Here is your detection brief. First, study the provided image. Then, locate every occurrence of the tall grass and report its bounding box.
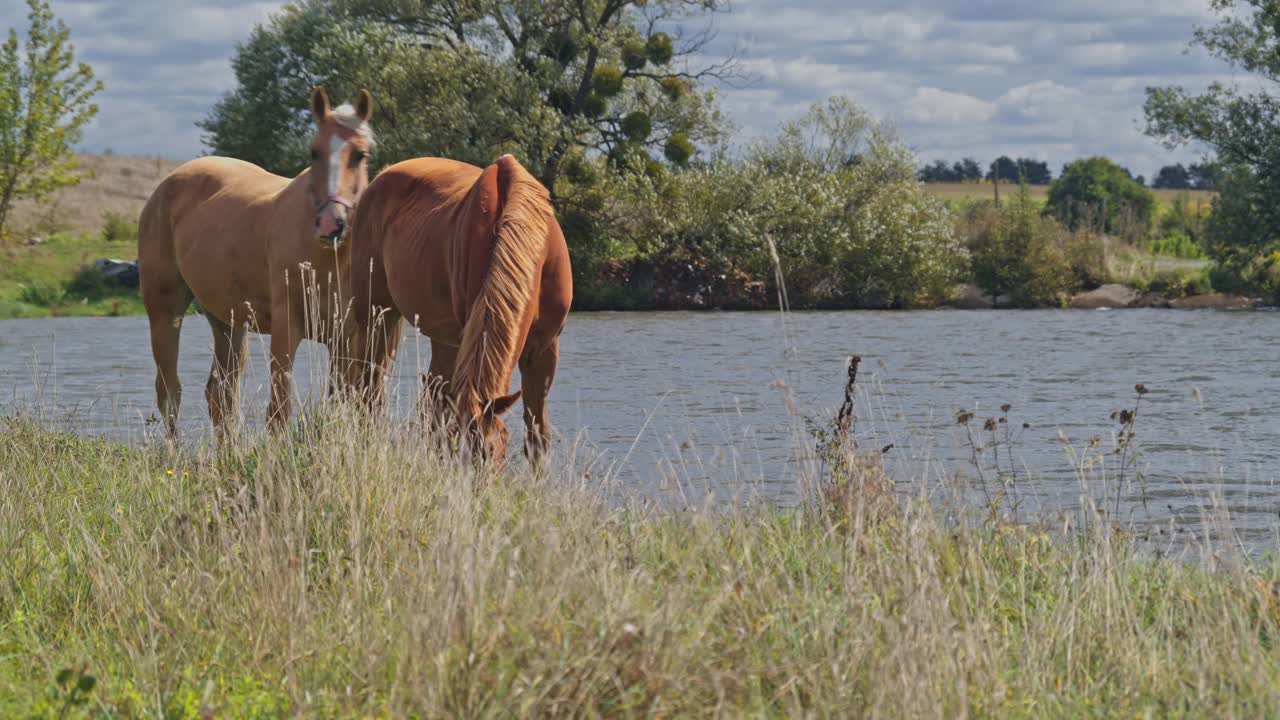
[3,397,1280,717]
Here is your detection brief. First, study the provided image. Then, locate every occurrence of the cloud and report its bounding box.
[0,0,1237,176]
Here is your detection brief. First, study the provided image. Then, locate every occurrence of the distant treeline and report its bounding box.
[919,156,1219,191]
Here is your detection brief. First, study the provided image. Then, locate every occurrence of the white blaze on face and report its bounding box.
[327,133,347,201]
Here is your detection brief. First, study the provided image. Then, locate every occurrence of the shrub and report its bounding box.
[966,187,1072,307]
[17,282,65,307]
[567,98,968,309]
[1046,157,1155,240]
[1147,231,1205,260]
[101,210,138,243]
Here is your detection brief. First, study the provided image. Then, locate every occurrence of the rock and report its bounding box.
[1070,284,1139,309]
[91,258,140,288]
[1132,293,1171,309]
[1169,293,1259,310]
[950,283,993,309]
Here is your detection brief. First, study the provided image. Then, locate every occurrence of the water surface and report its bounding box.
[2,309,1278,545]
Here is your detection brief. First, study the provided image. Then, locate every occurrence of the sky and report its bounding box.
[0,0,1245,177]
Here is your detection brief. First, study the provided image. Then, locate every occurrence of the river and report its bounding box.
[2,309,1278,546]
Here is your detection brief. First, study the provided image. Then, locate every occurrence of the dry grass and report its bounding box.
[925,181,1217,208]
[2,401,1280,717]
[8,154,183,239]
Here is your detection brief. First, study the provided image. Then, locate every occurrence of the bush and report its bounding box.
[566,98,967,309]
[1147,231,1204,260]
[1046,157,1155,240]
[966,187,1073,307]
[17,282,65,307]
[101,211,138,243]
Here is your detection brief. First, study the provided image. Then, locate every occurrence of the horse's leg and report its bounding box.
[350,308,399,415]
[519,336,560,461]
[205,314,248,439]
[267,312,303,433]
[143,279,193,438]
[422,339,458,429]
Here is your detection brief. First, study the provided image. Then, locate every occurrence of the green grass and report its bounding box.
[3,409,1280,717]
[0,233,143,318]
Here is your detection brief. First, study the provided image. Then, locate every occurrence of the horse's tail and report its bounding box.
[453,155,553,416]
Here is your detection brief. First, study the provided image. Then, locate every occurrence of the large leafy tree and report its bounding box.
[1045,157,1155,239]
[202,0,732,191]
[0,0,102,238]
[1144,0,1280,261]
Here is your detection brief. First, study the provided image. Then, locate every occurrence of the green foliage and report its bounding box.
[570,97,967,309]
[204,0,727,188]
[621,40,648,71]
[17,281,64,307]
[646,32,674,65]
[1147,231,1205,260]
[1144,2,1280,285]
[592,65,625,97]
[966,187,1074,307]
[660,76,688,101]
[0,0,103,237]
[1045,157,1156,240]
[100,210,137,244]
[663,134,694,166]
[620,111,652,142]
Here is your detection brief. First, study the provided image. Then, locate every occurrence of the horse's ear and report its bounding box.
[484,391,522,418]
[311,86,331,124]
[355,89,373,123]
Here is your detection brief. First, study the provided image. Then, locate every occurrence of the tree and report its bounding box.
[202,0,733,191]
[1189,160,1219,190]
[1016,158,1052,185]
[1045,156,1156,239]
[986,156,1019,183]
[1144,1,1280,264]
[957,157,983,181]
[919,159,957,182]
[0,0,102,238]
[1153,163,1192,189]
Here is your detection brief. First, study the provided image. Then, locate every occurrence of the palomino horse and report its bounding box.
[348,154,572,461]
[139,87,374,436]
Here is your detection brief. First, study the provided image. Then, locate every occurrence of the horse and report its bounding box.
[138,87,374,437]
[347,154,572,462]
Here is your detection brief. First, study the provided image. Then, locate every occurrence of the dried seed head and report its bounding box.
[1135,383,1149,396]
[956,411,975,425]
[1000,404,1012,413]
[983,418,998,432]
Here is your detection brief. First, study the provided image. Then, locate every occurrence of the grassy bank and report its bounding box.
[2,410,1280,717]
[0,231,144,318]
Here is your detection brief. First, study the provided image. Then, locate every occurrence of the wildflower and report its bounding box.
[166,469,173,476]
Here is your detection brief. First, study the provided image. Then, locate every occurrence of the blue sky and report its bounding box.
[0,0,1240,176]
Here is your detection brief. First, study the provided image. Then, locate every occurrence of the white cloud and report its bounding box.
[0,0,1239,175]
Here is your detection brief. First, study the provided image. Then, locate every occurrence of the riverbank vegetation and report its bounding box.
[3,403,1280,716]
[1,0,1268,318]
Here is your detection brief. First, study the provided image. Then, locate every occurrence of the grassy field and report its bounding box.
[0,154,181,318]
[7,154,181,239]
[925,181,1217,208]
[2,405,1280,717]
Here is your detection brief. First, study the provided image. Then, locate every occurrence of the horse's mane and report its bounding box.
[331,103,375,143]
[452,156,552,416]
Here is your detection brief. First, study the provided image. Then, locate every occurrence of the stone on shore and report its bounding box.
[1070,284,1139,309]
[1169,293,1259,310]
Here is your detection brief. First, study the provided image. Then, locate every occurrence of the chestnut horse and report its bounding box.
[139,87,374,436]
[348,154,572,461]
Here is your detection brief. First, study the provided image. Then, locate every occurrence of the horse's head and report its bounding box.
[463,392,523,465]
[308,86,373,246]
